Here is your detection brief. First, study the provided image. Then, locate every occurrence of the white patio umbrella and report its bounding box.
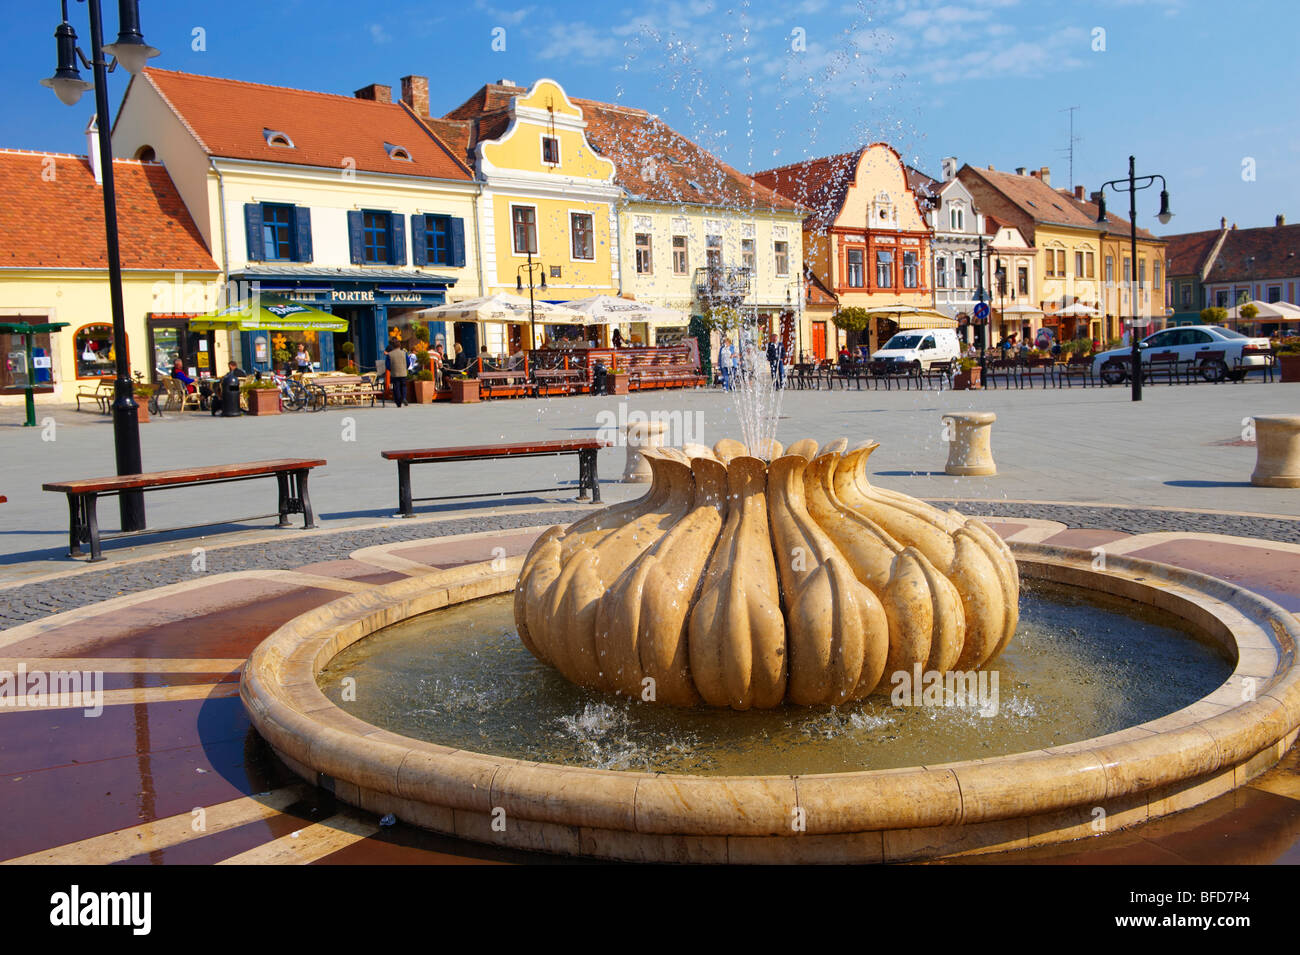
[417,293,587,350]
[1224,299,1300,321]
[861,303,958,329]
[560,295,684,325]
[1055,303,1101,316]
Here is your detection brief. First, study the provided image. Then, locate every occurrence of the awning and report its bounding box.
[861,304,958,329]
[189,297,348,333]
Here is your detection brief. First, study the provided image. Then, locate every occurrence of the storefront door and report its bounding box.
[148,317,215,383]
[812,322,826,361]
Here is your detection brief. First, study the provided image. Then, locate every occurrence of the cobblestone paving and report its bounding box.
[0,502,1296,628]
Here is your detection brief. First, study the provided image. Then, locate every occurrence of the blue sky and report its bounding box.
[5,0,1297,233]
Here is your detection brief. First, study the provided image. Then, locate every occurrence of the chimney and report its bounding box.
[1074,185,1086,200]
[1029,170,1040,179]
[400,75,429,117]
[1278,214,1287,227]
[84,115,101,185]
[1090,190,1102,204]
[941,156,958,181]
[1015,166,1027,176]
[1039,166,1051,186]
[354,83,392,103]
[496,78,516,87]
[1220,216,1227,229]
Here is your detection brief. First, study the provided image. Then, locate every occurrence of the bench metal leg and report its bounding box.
[67,494,84,558]
[578,449,601,503]
[276,469,317,529]
[397,460,414,517]
[276,472,292,527]
[68,492,104,561]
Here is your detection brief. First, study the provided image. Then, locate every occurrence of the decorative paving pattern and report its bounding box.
[0,509,1298,865]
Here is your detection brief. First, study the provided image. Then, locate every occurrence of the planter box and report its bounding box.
[450,378,480,403]
[135,401,150,423]
[953,368,982,391]
[245,388,281,415]
[411,379,438,403]
[1279,355,1300,383]
[608,372,630,395]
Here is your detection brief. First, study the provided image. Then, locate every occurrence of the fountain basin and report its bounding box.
[240,533,1300,863]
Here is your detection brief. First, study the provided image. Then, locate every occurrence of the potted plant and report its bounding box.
[953,356,982,390]
[132,383,153,422]
[241,377,281,415]
[1276,336,1300,383]
[450,375,480,403]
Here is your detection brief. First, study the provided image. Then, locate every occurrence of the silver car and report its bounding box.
[1093,325,1272,384]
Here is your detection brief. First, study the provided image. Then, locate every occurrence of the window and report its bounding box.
[542,136,560,165]
[512,206,537,255]
[263,128,294,149]
[955,258,967,289]
[903,250,919,289]
[936,255,947,288]
[1018,267,1029,295]
[1123,257,1132,283]
[672,235,688,275]
[706,235,722,269]
[1044,251,1055,277]
[1181,283,1193,308]
[1105,256,1114,284]
[75,324,117,379]
[425,215,452,266]
[261,203,295,261]
[570,213,594,260]
[875,249,893,288]
[1086,252,1095,278]
[1153,261,1161,291]
[774,240,789,276]
[846,249,865,287]
[1268,286,1282,303]
[1138,259,1146,286]
[384,143,412,162]
[950,207,964,231]
[1216,289,1228,308]
[635,233,652,274]
[363,212,391,264]
[1075,251,1084,277]
[741,238,756,273]
[1056,250,1066,276]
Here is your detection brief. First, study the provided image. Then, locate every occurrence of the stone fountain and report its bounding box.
[514,438,1019,708]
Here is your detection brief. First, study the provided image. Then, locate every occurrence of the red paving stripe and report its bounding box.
[1041,528,1132,549]
[0,731,293,861]
[4,586,345,660]
[289,559,410,585]
[390,531,542,568]
[980,522,1028,539]
[1124,540,1300,612]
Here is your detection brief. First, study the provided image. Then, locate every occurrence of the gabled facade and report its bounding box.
[1163,220,1229,323]
[754,144,935,354]
[1199,217,1300,325]
[0,147,218,404]
[112,68,479,373]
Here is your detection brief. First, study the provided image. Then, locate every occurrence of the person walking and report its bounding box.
[717,336,734,391]
[387,340,409,407]
[294,344,312,374]
[766,334,786,389]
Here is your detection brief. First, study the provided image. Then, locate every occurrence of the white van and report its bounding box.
[871,328,962,371]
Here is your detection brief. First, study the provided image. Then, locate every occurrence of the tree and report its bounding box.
[1240,303,1259,324]
[832,307,870,333]
[1200,306,1228,325]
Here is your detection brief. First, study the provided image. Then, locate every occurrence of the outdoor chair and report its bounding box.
[985,358,1020,389]
[1144,351,1182,385]
[1058,356,1094,387]
[1021,357,1056,388]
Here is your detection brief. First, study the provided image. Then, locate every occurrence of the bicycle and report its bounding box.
[270,371,311,412]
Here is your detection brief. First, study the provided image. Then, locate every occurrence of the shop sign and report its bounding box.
[332,289,375,303]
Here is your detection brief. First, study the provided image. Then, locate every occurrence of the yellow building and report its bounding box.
[428,79,804,351]
[754,145,936,356]
[111,69,480,373]
[0,147,219,406]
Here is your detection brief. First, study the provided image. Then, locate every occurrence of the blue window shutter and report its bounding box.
[294,206,313,262]
[450,217,466,268]
[410,215,427,267]
[347,211,364,264]
[391,213,407,266]
[244,203,264,262]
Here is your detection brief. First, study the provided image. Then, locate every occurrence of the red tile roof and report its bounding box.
[1054,188,1159,242]
[138,69,472,181]
[1161,227,1224,276]
[438,82,800,214]
[960,165,1102,233]
[751,152,860,230]
[0,150,217,271]
[1204,223,1300,282]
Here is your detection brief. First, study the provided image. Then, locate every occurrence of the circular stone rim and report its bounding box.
[239,532,1300,863]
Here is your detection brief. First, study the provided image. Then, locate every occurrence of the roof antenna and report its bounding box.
[1057,106,1081,192]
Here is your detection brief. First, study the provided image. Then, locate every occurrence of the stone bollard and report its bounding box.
[1250,415,1300,488]
[943,411,997,476]
[623,419,668,483]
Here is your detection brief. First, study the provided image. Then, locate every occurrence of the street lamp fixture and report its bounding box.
[516,252,547,354]
[1096,155,1172,402]
[40,0,158,532]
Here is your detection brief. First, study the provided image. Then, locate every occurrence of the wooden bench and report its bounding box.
[1058,356,1095,387]
[75,378,114,413]
[43,458,325,561]
[308,374,382,407]
[381,439,609,517]
[478,369,531,398]
[534,368,586,396]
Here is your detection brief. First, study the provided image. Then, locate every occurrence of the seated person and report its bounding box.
[171,358,196,391]
[478,347,497,373]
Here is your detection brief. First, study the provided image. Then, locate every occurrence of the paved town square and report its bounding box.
[1,0,1298,927]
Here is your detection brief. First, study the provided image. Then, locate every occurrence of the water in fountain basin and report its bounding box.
[318,581,1232,776]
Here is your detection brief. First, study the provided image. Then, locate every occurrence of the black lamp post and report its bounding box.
[41,0,158,531]
[1096,156,1173,402]
[516,250,547,354]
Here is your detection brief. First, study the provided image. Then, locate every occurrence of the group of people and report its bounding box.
[386,339,525,406]
[717,334,788,391]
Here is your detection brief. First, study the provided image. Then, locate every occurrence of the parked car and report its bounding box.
[1092,325,1272,383]
[871,328,962,372]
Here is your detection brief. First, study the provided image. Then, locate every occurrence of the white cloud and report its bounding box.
[537,23,621,62]
[368,23,391,44]
[474,0,533,27]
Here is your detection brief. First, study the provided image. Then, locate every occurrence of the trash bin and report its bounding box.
[592,361,608,395]
[220,376,241,417]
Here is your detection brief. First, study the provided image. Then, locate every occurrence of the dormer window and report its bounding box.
[384,142,413,162]
[263,129,294,149]
[541,136,560,165]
